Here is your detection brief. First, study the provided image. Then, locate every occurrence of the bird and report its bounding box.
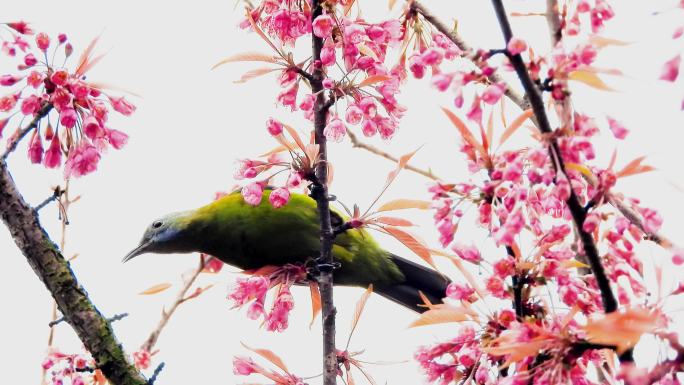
[123,189,449,312]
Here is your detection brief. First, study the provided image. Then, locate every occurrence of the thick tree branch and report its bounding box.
[0,114,146,384]
[309,1,338,385]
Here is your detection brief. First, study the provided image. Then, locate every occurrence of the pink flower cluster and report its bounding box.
[42,349,96,385]
[227,264,307,332]
[414,325,482,385]
[1,22,135,178]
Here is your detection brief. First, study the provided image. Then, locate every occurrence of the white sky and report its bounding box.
[1,1,684,384]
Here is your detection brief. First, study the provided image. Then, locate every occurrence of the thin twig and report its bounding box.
[347,130,439,180]
[2,103,53,160]
[147,362,165,385]
[140,258,206,353]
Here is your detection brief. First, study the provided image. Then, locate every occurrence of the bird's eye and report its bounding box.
[152,221,163,229]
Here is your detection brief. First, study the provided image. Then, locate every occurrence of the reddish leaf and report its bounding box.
[584,308,658,353]
[282,123,306,152]
[75,35,102,76]
[344,0,357,16]
[377,199,431,212]
[617,156,655,178]
[138,283,172,295]
[212,52,278,69]
[234,68,279,84]
[568,70,616,91]
[409,305,474,327]
[350,285,373,337]
[383,226,435,268]
[385,148,419,186]
[499,109,533,146]
[358,75,393,88]
[372,216,414,226]
[241,343,289,373]
[309,281,321,328]
[441,107,487,159]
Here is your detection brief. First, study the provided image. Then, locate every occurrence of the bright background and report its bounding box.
[2,1,684,384]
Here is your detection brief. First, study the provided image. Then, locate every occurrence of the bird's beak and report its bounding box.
[122,240,151,263]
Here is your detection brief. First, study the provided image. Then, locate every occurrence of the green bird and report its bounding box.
[123,189,449,312]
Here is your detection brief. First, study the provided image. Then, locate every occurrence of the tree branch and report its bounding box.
[309,1,338,385]
[0,114,146,384]
[489,0,622,326]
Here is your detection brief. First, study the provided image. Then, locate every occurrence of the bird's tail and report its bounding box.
[375,254,451,313]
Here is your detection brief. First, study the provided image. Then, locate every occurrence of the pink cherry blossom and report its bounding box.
[277,83,299,111]
[242,182,265,206]
[451,243,482,264]
[323,117,346,142]
[660,54,680,82]
[507,37,527,55]
[59,108,78,128]
[320,44,336,66]
[20,95,41,115]
[27,131,43,164]
[7,21,33,35]
[345,105,363,125]
[50,70,68,86]
[361,118,377,137]
[24,53,37,66]
[265,287,295,332]
[672,248,684,266]
[269,187,290,208]
[106,128,128,150]
[35,33,50,51]
[83,115,105,139]
[446,282,475,301]
[482,83,505,104]
[0,74,22,86]
[233,356,259,376]
[64,142,101,179]
[132,349,152,370]
[606,116,629,139]
[431,73,453,92]
[43,135,62,168]
[312,14,334,38]
[108,95,137,115]
[266,117,284,136]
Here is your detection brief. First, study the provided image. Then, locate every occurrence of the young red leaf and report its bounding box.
[234,68,279,84]
[138,283,172,295]
[617,156,655,178]
[441,107,487,159]
[408,305,473,327]
[376,199,431,212]
[358,75,393,88]
[282,123,307,153]
[350,285,373,337]
[75,35,102,77]
[383,226,435,268]
[499,109,533,146]
[568,70,616,91]
[241,343,289,373]
[372,216,414,226]
[309,281,321,328]
[212,52,279,70]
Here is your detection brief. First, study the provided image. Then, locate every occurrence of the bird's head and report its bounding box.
[123,211,193,262]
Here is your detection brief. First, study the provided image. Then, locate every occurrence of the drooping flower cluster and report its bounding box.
[42,349,101,385]
[1,22,135,178]
[228,264,308,332]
